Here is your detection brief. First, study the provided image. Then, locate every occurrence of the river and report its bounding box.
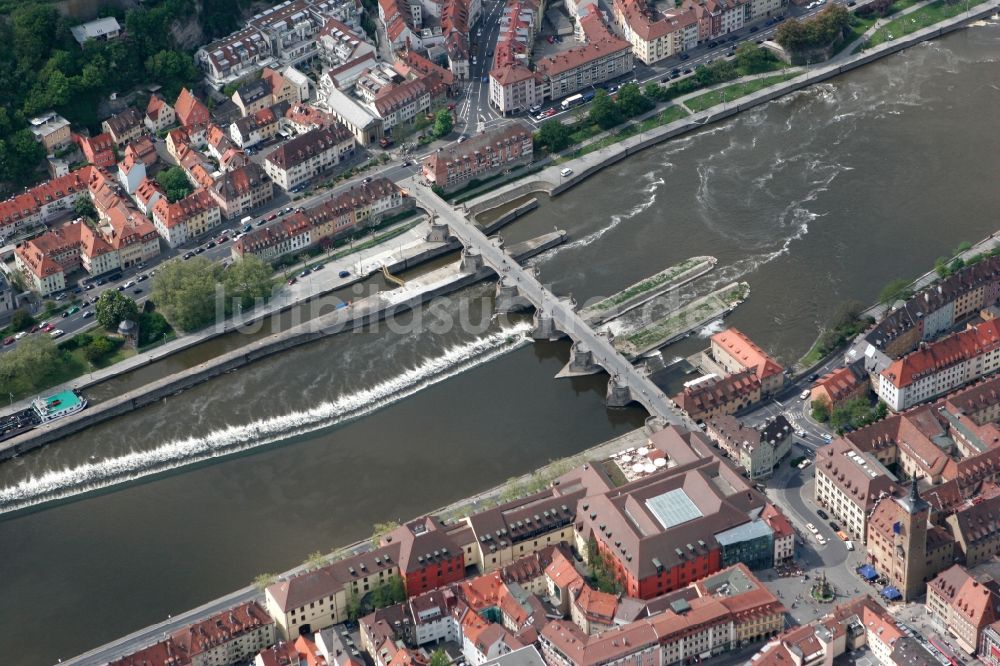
[2,21,999,665]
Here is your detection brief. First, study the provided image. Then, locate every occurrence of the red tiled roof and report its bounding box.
[711,328,784,380]
[882,319,1000,388]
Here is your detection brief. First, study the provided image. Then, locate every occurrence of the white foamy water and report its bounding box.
[0,323,533,513]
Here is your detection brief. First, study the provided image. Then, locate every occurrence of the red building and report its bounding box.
[382,517,466,596]
[575,427,768,599]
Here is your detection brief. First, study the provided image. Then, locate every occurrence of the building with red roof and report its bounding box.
[877,319,1000,411]
[75,132,117,168]
[0,167,94,239]
[263,125,356,191]
[145,93,177,133]
[810,363,869,411]
[151,189,223,247]
[169,601,276,666]
[101,107,145,149]
[710,327,785,395]
[761,504,795,563]
[175,88,211,127]
[209,162,274,219]
[421,123,533,193]
[927,564,1000,655]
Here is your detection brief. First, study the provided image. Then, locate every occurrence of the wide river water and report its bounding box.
[2,21,999,665]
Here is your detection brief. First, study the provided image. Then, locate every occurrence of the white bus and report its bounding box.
[560,93,584,110]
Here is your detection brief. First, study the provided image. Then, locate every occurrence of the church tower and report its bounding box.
[892,477,930,601]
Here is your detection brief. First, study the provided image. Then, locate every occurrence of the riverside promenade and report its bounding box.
[465,0,1000,218]
[59,425,657,666]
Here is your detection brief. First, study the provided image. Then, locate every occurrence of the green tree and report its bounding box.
[616,82,653,118]
[644,82,667,103]
[145,50,199,99]
[735,43,774,74]
[95,290,140,330]
[303,551,329,569]
[949,257,966,274]
[371,575,406,608]
[878,278,913,305]
[934,256,951,278]
[74,196,97,220]
[223,256,274,314]
[345,590,362,621]
[158,167,194,203]
[811,399,831,423]
[1,129,45,184]
[138,310,172,347]
[83,335,117,363]
[150,257,222,331]
[535,119,573,152]
[10,308,35,332]
[252,573,278,591]
[11,5,59,69]
[429,650,451,666]
[589,89,622,129]
[431,109,454,138]
[0,335,62,394]
[371,520,400,548]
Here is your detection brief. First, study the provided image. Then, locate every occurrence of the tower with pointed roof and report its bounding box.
[892,477,930,601]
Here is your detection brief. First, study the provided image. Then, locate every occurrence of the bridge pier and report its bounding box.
[495,277,533,313]
[531,308,566,341]
[425,221,451,243]
[644,416,669,434]
[460,247,483,273]
[606,375,634,408]
[556,341,601,378]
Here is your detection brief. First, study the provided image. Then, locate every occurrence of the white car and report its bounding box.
[560,168,573,177]
[806,522,818,533]
[123,280,136,288]
[800,389,811,400]
[49,329,65,338]
[14,331,26,340]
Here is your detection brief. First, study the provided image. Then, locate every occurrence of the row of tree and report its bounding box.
[150,256,275,331]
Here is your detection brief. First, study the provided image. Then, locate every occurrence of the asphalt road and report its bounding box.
[521,0,868,128]
[1,157,424,356]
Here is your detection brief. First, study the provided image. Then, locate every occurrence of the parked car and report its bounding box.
[116,284,126,291]
[299,269,311,278]
[194,247,205,254]
[287,277,297,285]
[82,311,94,319]
[49,329,65,338]
[84,283,96,291]
[242,223,253,233]
[216,235,229,244]
[183,251,195,259]
[313,264,324,271]
[829,521,840,532]
[43,323,56,332]
[680,53,690,60]
[560,167,573,177]
[2,336,13,346]
[14,331,26,340]
[816,509,829,520]
[133,288,143,295]
[55,292,69,301]
[266,213,278,221]
[96,278,107,286]
[123,280,135,288]
[136,274,148,282]
[205,241,215,249]
[339,270,351,278]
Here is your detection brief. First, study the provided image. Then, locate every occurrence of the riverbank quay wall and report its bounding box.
[0,234,566,461]
[465,0,1000,217]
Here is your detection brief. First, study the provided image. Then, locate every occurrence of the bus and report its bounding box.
[560,93,584,110]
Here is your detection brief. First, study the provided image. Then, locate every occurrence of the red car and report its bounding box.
[2,336,13,346]
[266,213,278,221]
[43,323,56,333]
[287,277,298,285]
